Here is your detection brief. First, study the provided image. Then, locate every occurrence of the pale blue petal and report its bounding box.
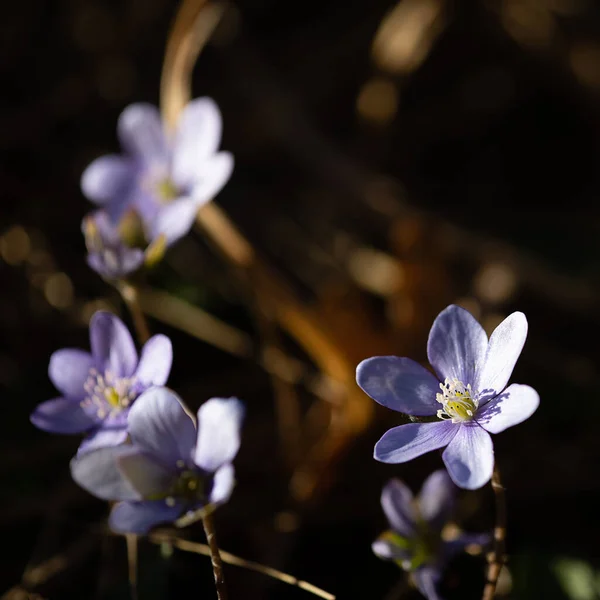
[109,500,183,534]
[442,425,493,490]
[30,397,94,434]
[152,197,199,245]
[117,103,168,164]
[427,305,488,385]
[48,349,94,398]
[172,97,223,185]
[184,152,234,202]
[89,311,138,378]
[81,155,135,205]
[117,450,174,498]
[381,478,416,537]
[70,445,141,501]
[194,397,245,473]
[418,470,455,532]
[128,387,196,467]
[475,312,528,398]
[209,463,235,505]
[374,421,457,464]
[135,334,173,387]
[477,384,539,434]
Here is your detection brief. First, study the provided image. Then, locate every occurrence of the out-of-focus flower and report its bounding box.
[373,471,489,600]
[82,210,166,280]
[81,98,233,245]
[31,311,172,453]
[357,305,539,489]
[70,388,244,534]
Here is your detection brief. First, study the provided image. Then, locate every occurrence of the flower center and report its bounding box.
[436,377,478,423]
[155,178,180,204]
[81,368,137,420]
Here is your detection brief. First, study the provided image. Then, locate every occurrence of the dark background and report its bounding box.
[2,0,600,598]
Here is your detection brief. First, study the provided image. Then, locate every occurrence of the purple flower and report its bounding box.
[373,471,489,600]
[70,388,244,534]
[31,311,172,453]
[357,305,539,489]
[82,210,166,280]
[81,98,233,245]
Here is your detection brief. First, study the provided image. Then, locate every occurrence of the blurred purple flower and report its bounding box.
[357,305,539,489]
[31,311,172,453]
[81,98,233,245]
[82,210,166,280]
[372,471,489,600]
[70,388,245,534]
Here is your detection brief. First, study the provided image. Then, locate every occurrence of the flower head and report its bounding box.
[82,210,166,280]
[373,471,489,600]
[70,388,245,534]
[81,98,233,245]
[357,305,540,489]
[30,311,172,453]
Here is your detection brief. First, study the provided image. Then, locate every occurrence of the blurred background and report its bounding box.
[1,0,600,598]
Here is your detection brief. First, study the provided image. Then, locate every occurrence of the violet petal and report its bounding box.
[109,500,183,534]
[417,470,455,533]
[380,478,416,538]
[128,387,196,467]
[209,463,235,505]
[89,311,138,378]
[194,397,245,473]
[81,155,135,205]
[152,197,200,245]
[135,334,173,387]
[30,397,94,434]
[413,567,443,600]
[356,356,440,416]
[374,421,457,464]
[475,312,528,398]
[427,305,488,385]
[172,97,223,185]
[477,384,539,434]
[70,445,141,501]
[117,103,168,163]
[442,424,493,490]
[48,349,94,398]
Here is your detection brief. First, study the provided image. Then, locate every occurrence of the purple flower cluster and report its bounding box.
[373,471,489,600]
[30,310,245,533]
[81,98,233,279]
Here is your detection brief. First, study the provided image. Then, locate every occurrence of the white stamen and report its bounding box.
[436,377,478,423]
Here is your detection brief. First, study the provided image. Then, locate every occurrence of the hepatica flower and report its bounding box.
[71,388,244,534]
[357,305,539,489]
[31,311,172,452]
[373,471,489,600]
[81,98,233,245]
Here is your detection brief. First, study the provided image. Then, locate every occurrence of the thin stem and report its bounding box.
[482,465,506,600]
[125,533,139,600]
[118,281,151,344]
[149,532,335,600]
[201,512,228,600]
